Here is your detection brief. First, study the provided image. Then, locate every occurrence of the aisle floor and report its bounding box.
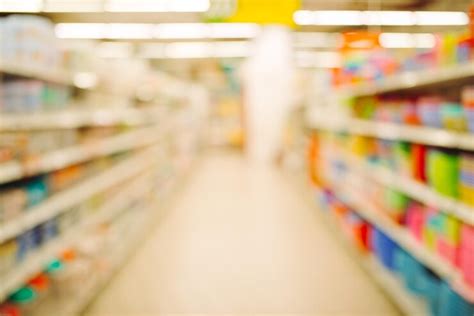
[85,152,399,316]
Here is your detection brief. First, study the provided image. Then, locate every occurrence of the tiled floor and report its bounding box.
[85,153,399,316]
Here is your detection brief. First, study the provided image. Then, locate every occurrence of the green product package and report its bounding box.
[427,150,459,198]
[384,188,409,214]
[9,287,36,305]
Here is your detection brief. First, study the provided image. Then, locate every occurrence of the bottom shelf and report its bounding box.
[317,190,428,316]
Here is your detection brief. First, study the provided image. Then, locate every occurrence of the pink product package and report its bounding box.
[437,238,460,267]
[406,204,425,242]
[460,225,474,286]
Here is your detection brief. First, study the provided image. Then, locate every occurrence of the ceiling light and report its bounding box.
[0,0,42,12]
[365,11,415,26]
[209,23,260,38]
[415,11,468,25]
[55,23,154,39]
[55,23,105,39]
[137,41,251,59]
[105,0,210,12]
[154,23,209,39]
[106,23,153,39]
[294,10,468,26]
[55,22,258,40]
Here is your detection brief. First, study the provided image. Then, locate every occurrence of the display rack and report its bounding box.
[0,60,74,86]
[309,117,474,151]
[0,126,165,185]
[308,60,474,306]
[0,107,162,131]
[324,173,473,299]
[0,147,160,245]
[338,61,474,97]
[0,171,154,302]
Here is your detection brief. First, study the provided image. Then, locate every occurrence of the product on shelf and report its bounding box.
[316,187,474,316]
[0,15,63,69]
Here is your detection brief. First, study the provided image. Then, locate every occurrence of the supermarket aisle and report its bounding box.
[85,152,399,316]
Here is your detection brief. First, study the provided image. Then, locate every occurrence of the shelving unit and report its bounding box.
[347,154,474,224]
[0,147,160,244]
[309,117,474,151]
[0,107,163,131]
[0,171,154,302]
[307,57,474,310]
[338,61,474,97]
[324,164,474,303]
[0,60,74,86]
[291,171,428,315]
[0,126,165,185]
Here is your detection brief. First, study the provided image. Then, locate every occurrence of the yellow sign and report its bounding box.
[226,0,300,27]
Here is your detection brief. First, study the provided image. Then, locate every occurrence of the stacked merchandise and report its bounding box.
[335,31,474,86]
[352,86,474,134]
[306,8,474,315]
[0,14,204,316]
[317,188,474,316]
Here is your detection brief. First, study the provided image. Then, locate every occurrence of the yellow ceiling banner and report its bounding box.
[226,0,301,27]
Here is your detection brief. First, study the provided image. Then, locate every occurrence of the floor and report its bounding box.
[85,153,399,316]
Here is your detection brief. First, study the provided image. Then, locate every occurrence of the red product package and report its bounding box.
[412,144,427,182]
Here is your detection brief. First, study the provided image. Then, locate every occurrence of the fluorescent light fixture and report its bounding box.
[0,0,42,12]
[295,51,341,68]
[105,0,210,12]
[106,23,153,39]
[294,10,363,26]
[209,23,260,38]
[294,10,468,26]
[154,23,209,39]
[138,41,251,59]
[55,23,153,39]
[365,11,415,26]
[380,33,436,48]
[55,23,105,39]
[56,22,259,40]
[43,0,103,12]
[415,11,468,26]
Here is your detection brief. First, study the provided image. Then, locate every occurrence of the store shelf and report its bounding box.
[0,126,164,185]
[317,193,428,316]
[326,174,474,303]
[364,255,428,316]
[0,147,160,244]
[293,175,428,315]
[309,117,474,151]
[0,60,74,86]
[338,61,474,97]
[0,173,155,303]
[0,107,162,131]
[341,154,474,225]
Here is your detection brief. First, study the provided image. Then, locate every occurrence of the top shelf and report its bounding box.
[0,60,75,86]
[338,62,474,97]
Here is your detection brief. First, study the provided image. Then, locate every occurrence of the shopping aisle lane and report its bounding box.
[85,152,399,316]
